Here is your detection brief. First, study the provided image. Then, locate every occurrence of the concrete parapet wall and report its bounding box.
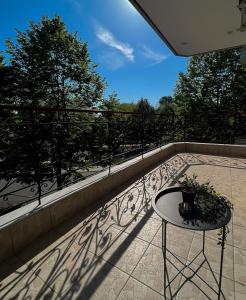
[0,142,245,262]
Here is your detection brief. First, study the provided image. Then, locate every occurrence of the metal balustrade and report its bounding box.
[0,104,245,215]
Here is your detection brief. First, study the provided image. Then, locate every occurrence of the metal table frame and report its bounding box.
[162,220,226,300]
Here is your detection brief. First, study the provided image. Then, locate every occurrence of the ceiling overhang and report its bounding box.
[129,0,246,56]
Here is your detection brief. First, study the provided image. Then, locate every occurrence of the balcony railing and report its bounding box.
[0,105,246,215]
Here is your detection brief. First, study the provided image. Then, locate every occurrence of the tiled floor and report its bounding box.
[1,153,246,299]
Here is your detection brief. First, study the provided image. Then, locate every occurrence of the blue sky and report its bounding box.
[0,0,189,106]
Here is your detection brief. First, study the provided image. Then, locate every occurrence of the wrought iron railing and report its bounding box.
[0,105,246,215]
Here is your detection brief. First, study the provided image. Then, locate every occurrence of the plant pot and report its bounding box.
[179,202,194,219]
[182,189,196,206]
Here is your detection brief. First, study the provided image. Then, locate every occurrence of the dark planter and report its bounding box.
[179,202,194,219]
[182,189,196,206]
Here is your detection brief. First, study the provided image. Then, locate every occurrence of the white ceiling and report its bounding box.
[130,0,246,56]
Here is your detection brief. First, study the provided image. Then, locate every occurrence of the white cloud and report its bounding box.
[70,0,83,11]
[96,26,134,62]
[98,51,125,71]
[141,45,168,65]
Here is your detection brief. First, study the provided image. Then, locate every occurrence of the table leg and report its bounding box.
[162,220,167,299]
[218,226,226,300]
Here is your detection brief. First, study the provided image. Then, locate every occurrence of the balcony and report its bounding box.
[1,106,246,299]
[1,144,246,299]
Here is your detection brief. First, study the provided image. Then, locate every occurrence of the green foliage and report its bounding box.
[0,55,5,68]
[0,65,17,104]
[173,49,246,143]
[172,48,246,143]
[1,15,246,207]
[174,49,246,114]
[158,96,174,113]
[0,16,105,190]
[134,98,155,114]
[178,174,233,244]
[117,102,136,112]
[133,98,158,148]
[101,93,120,111]
[178,174,199,192]
[4,15,105,107]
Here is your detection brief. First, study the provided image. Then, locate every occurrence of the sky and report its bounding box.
[0,0,189,106]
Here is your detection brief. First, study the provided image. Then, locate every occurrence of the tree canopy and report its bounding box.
[174,49,246,114]
[3,15,105,108]
[0,16,106,192]
[158,96,174,113]
[134,98,155,114]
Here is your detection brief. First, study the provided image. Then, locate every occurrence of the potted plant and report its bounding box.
[196,180,233,245]
[178,174,199,206]
[178,174,233,244]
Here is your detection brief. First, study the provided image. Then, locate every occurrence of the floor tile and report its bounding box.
[106,177,154,222]
[235,282,246,300]
[117,277,163,300]
[139,206,162,221]
[98,232,148,274]
[2,153,246,300]
[177,264,234,300]
[195,221,233,247]
[231,168,246,211]
[233,225,246,250]
[17,229,79,284]
[64,213,149,275]
[0,257,56,299]
[114,212,161,243]
[185,164,232,199]
[234,247,246,285]
[132,244,185,296]
[59,249,129,300]
[55,206,113,242]
[233,208,246,228]
[151,224,194,260]
[187,235,234,281]
[20,237,129,299]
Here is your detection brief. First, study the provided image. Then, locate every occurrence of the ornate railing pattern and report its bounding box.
[0,105,246,215]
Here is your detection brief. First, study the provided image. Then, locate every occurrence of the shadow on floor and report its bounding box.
[0,153,237,299]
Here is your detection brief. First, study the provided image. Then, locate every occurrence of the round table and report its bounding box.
[152,186,231,300]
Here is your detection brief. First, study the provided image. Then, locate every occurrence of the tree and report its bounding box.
[173,48,246,142]
[101,99,137,161]
[5,16,105,108]
[0,16,105,192]
[101,93,120,111]
[0,55,4,68]
[133,98,157,148]
[0,56,17,104]
[117,102,136,112]
[158,96,174,113]
[134,98,155,114]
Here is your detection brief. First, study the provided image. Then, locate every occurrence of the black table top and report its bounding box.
[153,186,231,231]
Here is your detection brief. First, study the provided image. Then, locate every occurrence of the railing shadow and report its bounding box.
[0,153,240,299]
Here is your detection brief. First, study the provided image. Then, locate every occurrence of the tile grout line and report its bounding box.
[37,239,133,299]
[14,226,133,299]
[13,202,162,299]
[117,219,195,299]
[4,154,245,299]
[110,222,161,245]
[115,219,162,299]
[14,252,61,298]
[129,272,165,298]
[114,244,151,299]
[233,223,246,229]
[175,228,196,298]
